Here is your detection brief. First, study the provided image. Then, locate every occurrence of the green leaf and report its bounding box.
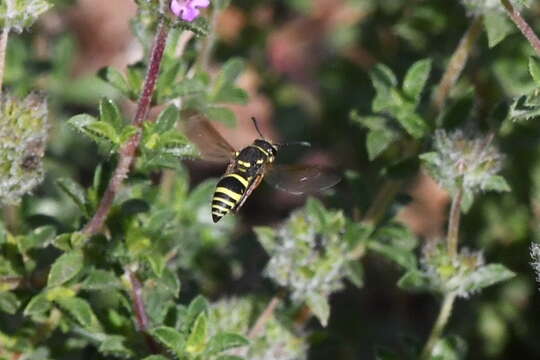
[350,113,388,131]
[142,356,169,360]
[18,226,56,253]
[402,58,431,103]
[484,11,514,48]
[47,250,84,288]
[306,293,330,327]
[206,107,237,127]
[56,178,88,215]
[529,56,540,85]
[0,291,20,314]
[83,121,120,145]
[24,293,51,317]
[173,77,207,97]
[509,93,540,122]
[395,111,428,139]
[186,312,209,355]
[212,86,249,105]
[368,242,417,270]
[216,58,245,86]
[254,226,277,254]
[345,261,364,288]
[56,296,102,331]
[397,270,430,291]
[366,129,397,160]
[98,67,130,95]
[482,175,511,193]
[185,295,209,330]
[68,114,120,146]
[462,264,515,293]
[216,356,244,360]
[99,98,124,131]
[305,197,328,226]
[155,105,179,133]
[146,252,166,278]
[158,61,183,95]
[370,64,398,93]
[98,335,133,357]
[206,333,249,355]
[81,269,120,290]
[151,326,185,355]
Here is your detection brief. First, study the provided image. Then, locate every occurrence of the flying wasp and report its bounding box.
[183,110,340,223]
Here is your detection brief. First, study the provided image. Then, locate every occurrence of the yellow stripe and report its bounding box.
[212,204,230,213]
[212,211,224,217]
[226,173,249,188]
[215,187,242,201]
[213,197,235,208]
[252,145,268,156]
[238,160,251,167]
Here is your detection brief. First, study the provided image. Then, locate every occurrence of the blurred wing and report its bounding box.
[182,110,236,162]
[264,164,340,195]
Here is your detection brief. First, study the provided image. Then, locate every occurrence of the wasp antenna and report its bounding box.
[251,117,266,139]
[278,141,311,148]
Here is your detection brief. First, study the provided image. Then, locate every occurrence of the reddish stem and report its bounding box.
[127,269,160,354]
[501,0,540,57]
[82,20,169,236]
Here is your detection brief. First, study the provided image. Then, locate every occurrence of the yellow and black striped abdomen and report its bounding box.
[212,173,251,223]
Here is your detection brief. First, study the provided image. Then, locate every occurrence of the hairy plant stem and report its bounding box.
[247,292,284,339]
[0,27,9,96]
[420,292,457,359]
[432,16,483,113]
[446,186,463,258]
[501,0,540,57]
[82,20,169,236]
[127,269,160,354]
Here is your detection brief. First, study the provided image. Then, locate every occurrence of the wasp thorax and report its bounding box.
[253,139,278,158]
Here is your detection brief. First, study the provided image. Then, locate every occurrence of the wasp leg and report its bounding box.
[234,174,263,212]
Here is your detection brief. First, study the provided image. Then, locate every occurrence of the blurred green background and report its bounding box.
[4,0,540,358]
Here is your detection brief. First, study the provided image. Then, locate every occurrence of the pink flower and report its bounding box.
[170,0,210,22]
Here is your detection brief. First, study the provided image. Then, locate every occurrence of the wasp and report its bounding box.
[183,110,340,223]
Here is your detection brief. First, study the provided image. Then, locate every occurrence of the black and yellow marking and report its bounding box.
[211,138,279,223]
[212,173,252,222]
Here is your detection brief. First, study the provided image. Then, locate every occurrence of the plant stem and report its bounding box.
[501,0,540,57]
[127,269,160,354]
[446,187,463,258]
[420,292,457,360]
[82,20,169,236]
[0,27,9,96]
[198,5,219,70]
[247,292,284,339]
[362,179,402,227]
[431,16,483,113]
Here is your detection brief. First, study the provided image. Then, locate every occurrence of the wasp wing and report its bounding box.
[264,164,340,195]
[182,110,236,162]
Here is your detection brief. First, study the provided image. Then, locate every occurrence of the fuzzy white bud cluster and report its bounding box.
[0,0,52,32]
[0,94,48,204]
[211,298,307,360]
[461,0,529,15]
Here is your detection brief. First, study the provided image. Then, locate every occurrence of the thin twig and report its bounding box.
[247,292,284,339]
[420,292,457,360]
[82,20,170,236]
[446,186,463,258]
[198,4,219,70]
[362,179,402,228]
[431,16,483,113]
[501,0,540,57]
[127,269,160,354]
[0,27,9,96]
